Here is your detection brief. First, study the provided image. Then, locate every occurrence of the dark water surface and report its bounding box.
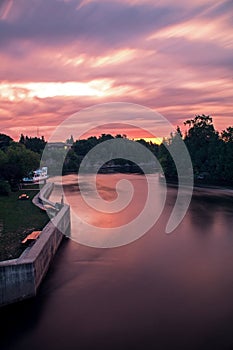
[1,174,233,350]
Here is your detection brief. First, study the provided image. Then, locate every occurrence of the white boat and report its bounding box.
[23,167,49,183]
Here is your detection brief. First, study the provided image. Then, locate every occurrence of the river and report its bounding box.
[1,174,233,350]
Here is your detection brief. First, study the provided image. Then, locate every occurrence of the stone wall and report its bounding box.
[0,184,70,307]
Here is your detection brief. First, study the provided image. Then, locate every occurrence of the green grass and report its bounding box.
[0,189,49,261]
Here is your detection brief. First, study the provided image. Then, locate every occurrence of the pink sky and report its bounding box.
[0,0,232,141]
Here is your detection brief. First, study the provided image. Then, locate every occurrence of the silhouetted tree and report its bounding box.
[19,135,46,154]
[4,143,40,188]
[0,133,13,150]
[221,127,233,143]
[220,126,233,183]
[184,115,219,180]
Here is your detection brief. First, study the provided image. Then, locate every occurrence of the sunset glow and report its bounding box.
[0,0,232,140]
[135,137,163,145]
[0,80,115,100]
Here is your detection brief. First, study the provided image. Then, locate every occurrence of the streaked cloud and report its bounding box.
[148,18,233,48]
[0,80,114,99]
[0,0,232,140]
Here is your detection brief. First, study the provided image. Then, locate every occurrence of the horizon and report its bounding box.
[4,113,230,145]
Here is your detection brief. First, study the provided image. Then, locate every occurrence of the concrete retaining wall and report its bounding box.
[0,184,70,307]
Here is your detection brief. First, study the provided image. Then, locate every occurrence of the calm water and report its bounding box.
[1,174,233,350]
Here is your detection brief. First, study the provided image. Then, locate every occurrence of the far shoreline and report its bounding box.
[164,179,233,196]
[52,171,233,196]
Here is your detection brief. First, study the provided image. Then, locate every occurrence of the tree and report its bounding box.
[220,127,233,183]
[158,133,179,180]
[0,133,13,151]
[19,135,46,154]
[4,143,40,186]
[98,134,114,143]
[184,115,219,179]
[73,139,93,157]
[184,115,217,142]
[0,149,7,179]
[19,134,25,144]
[221,127,233,143]
[63,149,80,173]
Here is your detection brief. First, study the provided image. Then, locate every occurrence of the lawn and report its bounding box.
[0,189,49,261]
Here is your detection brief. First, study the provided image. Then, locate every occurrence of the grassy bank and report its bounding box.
[0,189,49,261]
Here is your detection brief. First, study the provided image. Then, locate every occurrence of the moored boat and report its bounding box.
[23,167,49,183]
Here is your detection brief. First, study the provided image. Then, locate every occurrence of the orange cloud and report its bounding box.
[0,0,232,141]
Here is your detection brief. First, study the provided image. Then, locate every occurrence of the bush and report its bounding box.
[0,180,11,196]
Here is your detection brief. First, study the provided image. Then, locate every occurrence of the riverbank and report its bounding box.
[159,175,233,193]
[0,189,49,261]
[0,183,71,307]
[166,180,233,196]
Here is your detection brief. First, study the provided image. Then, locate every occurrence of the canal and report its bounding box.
[1,174,233,350]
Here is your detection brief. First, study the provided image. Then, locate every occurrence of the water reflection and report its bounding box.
[1,174,233,350]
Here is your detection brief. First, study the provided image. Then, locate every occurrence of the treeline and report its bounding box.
[61,133,159,174]
[0,114,233,194]
[0,134,46,193]
[62,115,233,186]
[183,115,233,185]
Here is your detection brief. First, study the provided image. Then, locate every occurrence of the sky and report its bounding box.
[0,0,232,142]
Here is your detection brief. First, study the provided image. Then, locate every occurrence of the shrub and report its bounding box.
[0,180,11,196]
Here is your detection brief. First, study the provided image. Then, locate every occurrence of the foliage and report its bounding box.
[0,133,13,150]
[136,139,159,156]
[5,143,40,181]
[221,127,233,143]
[0,143,40,190]
[0,117,233,189]
[0,149,8,179]
[63,149,80,173]
[183,115,233,184]
[19,134,46,154]
[0,180,10,195]
[220,137,233,183]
